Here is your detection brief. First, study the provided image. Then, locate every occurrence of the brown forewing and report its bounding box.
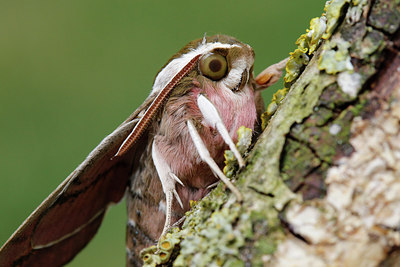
[0,95,155,266]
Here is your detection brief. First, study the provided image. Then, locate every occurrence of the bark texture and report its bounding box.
[142,0,400,266]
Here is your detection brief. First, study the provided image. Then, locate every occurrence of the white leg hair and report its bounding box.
[187,120,242,201]
[197,94,245,168]
[151,140,184,237]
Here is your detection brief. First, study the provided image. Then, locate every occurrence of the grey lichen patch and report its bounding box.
[337,71,362,97]
[174,203,245,266]
[318,26,383,97]
[318,36,354,74]
[329,123,342,135]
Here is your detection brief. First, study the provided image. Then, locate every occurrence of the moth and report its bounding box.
[0,34,287,266]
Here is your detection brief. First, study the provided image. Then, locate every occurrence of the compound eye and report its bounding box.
[199,53,228,81]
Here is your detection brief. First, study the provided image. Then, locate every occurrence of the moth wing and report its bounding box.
[0,97,154,267]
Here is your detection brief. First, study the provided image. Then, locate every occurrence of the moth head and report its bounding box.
[152,35,255,95]
[114,35,255,157]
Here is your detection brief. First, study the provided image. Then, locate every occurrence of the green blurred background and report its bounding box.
[0,0,324,266]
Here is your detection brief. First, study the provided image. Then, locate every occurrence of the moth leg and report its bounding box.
[151,141,184,237]
[207,181,220,189]
[172,215,186,228]
[255,57,289,90]
[197,94,245,168]
[187,120,242,201]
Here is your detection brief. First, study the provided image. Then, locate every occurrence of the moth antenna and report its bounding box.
[113,54,202,158]
[202,33,207,45]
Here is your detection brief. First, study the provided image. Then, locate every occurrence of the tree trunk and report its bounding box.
[142,0,400,266]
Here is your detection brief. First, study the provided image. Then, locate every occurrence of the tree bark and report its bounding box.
[142,0,400,266]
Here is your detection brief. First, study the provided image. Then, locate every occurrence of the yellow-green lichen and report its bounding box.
[267,12,329,128]
[141,229,182,267]
[261,88,289,130]
[171,193,247,266]
[318,36,353,74]
[269,1,333,127]
[295,15,328,56]
[284,49,310,84]
[223,126,252,177]
[283,0,355,87]
[283,13,327,86]
[309,16,328,53]
[323,0,351,40]
[352,0,367,5]
[140,178,241,266]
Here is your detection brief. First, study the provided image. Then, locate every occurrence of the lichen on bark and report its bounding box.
[142,0,400,266]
